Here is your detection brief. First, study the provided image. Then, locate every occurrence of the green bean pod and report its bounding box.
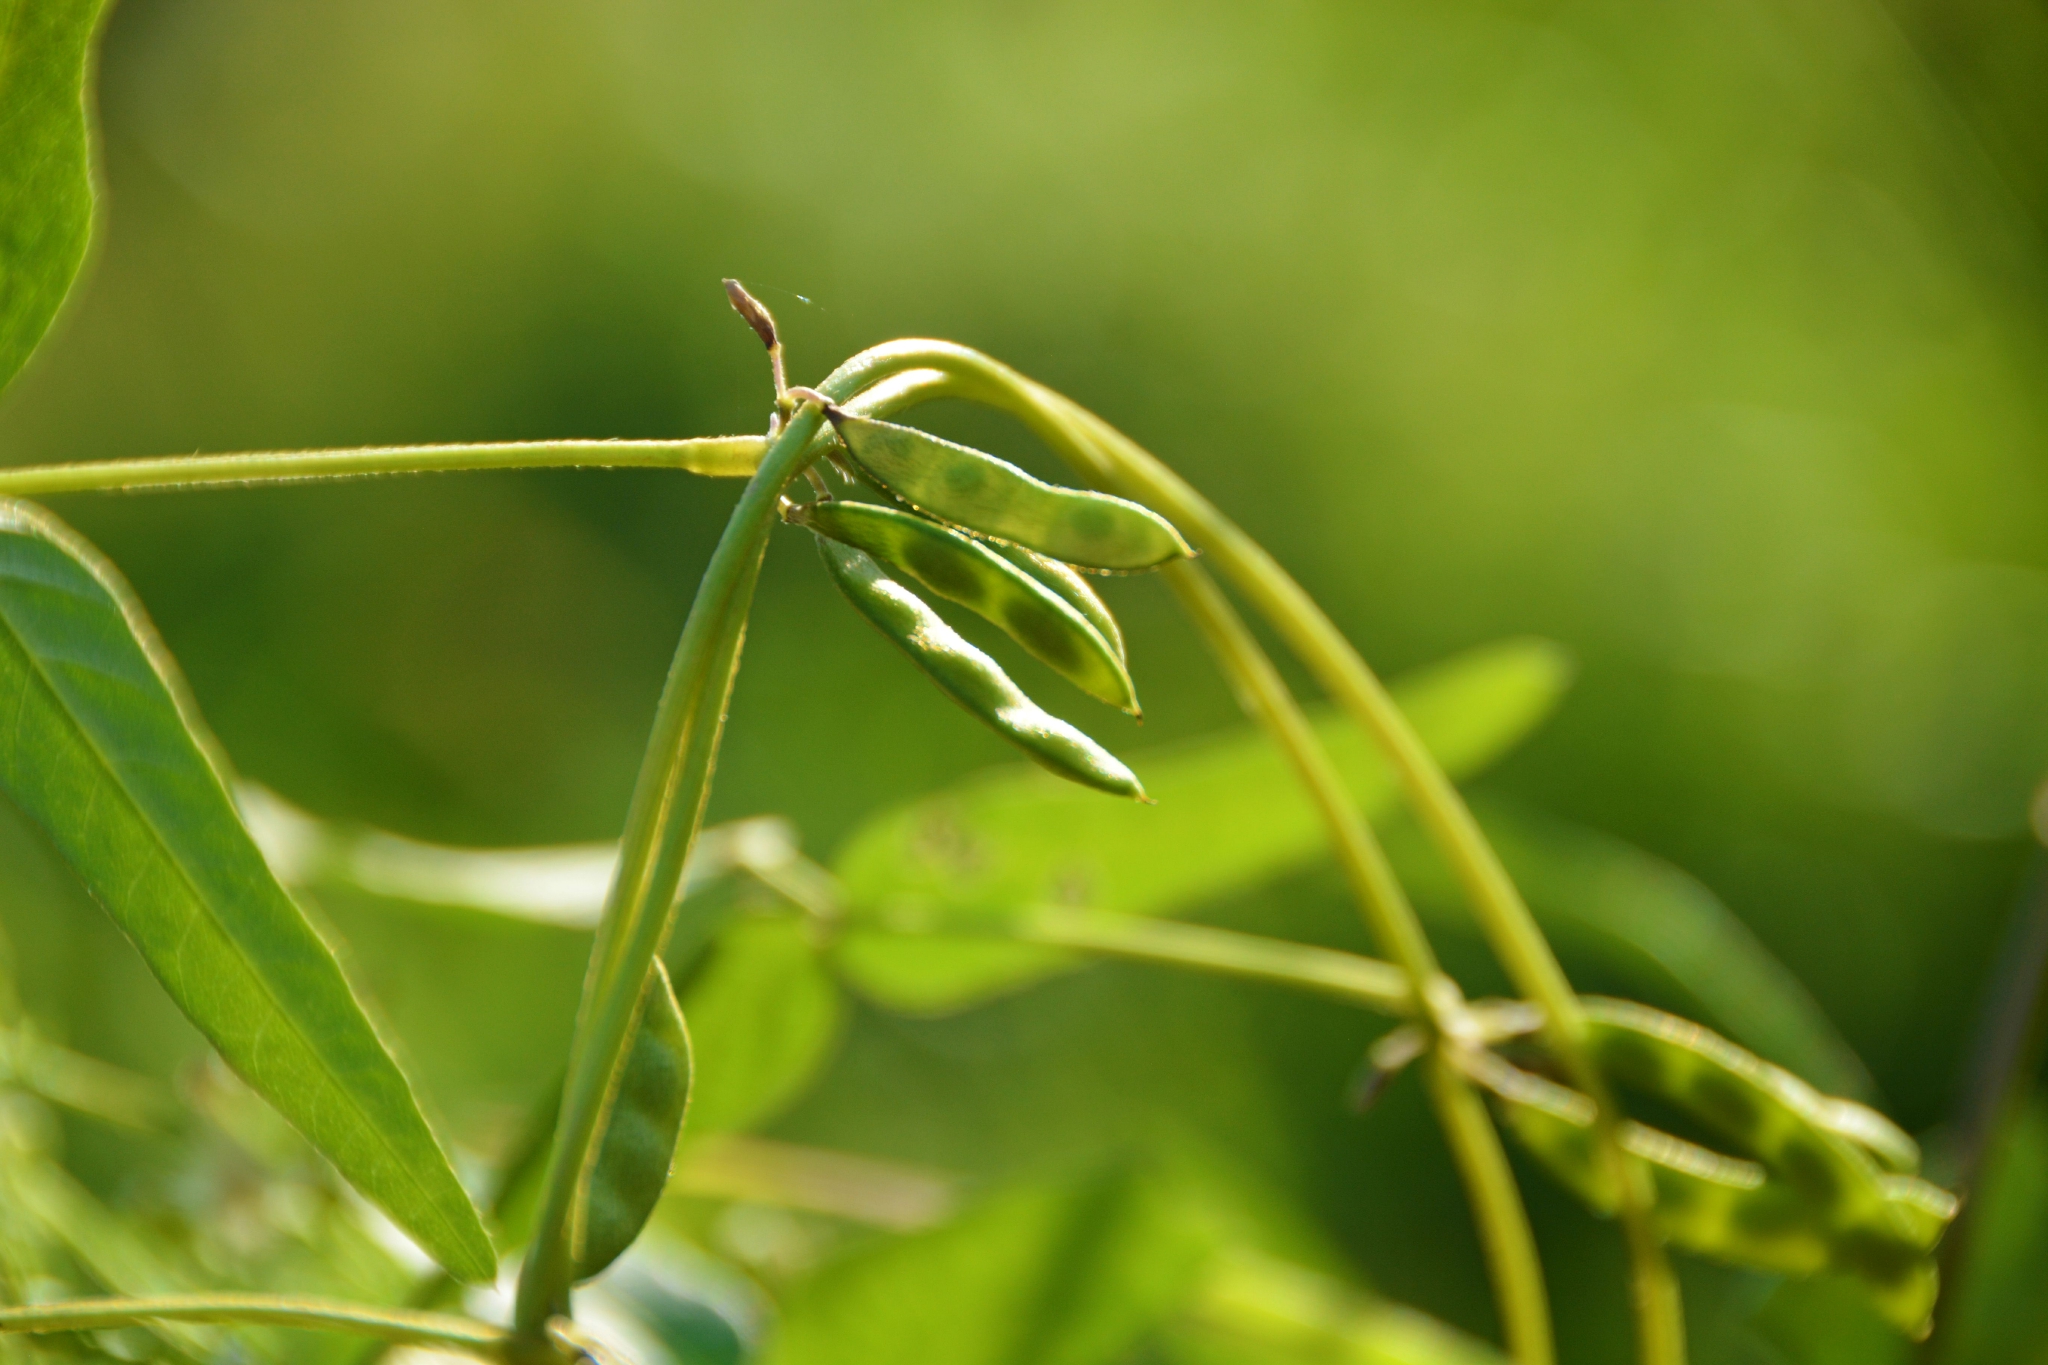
[793,500,1139,715]
[815,536,1147,800]
[1476,1000,1956,1339]
[826,410,1193,572]
[987,540,1128,665]
[573,959,693,1280]
[1810,1095,1922,1176]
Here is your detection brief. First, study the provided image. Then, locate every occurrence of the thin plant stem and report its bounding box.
[42,337,1663,1355]
[0,372,968,502]
[1164,560,1554,1365]
[509,350,957,1345]
[1012,905,1416,1014]
[0,437,769,496]
[510,406,827,1341]
[1062,398,1686,1365]
[743,334,1561,1361]
[811,338,1681,1365]
[0,1295,508,1358]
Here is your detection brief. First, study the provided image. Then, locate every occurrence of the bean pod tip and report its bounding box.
[723,279,778,351]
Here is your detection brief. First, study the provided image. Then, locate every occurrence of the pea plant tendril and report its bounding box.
[0,280,1959,1365]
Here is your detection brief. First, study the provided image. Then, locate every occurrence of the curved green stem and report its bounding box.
[1165,561,1553,1365]
[1030,396,1681,1359]
[0,1295,508,1358]
[0,437,769,495]
[824,338,1679,1364]
[1060,400,1686,1365]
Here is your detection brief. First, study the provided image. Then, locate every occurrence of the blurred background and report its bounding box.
[4,0,2048,1361]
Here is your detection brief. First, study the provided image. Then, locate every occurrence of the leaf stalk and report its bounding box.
[0,438,769,496]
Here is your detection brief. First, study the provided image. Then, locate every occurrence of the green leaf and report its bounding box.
[575,960,693,1281]
[0,0,108,394]
[1165,1252,1509,1365]
[1392,801,1869,1098]
[678,915,844,1142]
[832,637,1572,1012]
[0,502,495,1282]
[1916,1098,2048,1365]
[0,1114,216,1358]
[762,1165,1213,1365]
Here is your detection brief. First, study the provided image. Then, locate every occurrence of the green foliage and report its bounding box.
[0,502,494,1283]
[678,916,845,1143]
[0,0,105,396]
[831,638,1570,1011]
[761,1165,1211,1365]
[1168,1252,1510,1365]
[0,6,2020,1347]
[1931,1099,2048,1364]
[0,1107,217,1358]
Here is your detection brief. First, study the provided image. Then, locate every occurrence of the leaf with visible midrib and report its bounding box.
[0,502,496,1282]
[0,0,108,394]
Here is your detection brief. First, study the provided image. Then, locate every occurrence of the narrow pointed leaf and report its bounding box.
[575,959,693,1280]
[0,502,495,1281]
[0,0,108,393]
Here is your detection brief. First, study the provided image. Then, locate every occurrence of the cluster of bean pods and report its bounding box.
[785,403,1191,801]
[1372,999,1958,1339]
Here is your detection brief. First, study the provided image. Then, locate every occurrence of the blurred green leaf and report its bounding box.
[244,783,802,936]
[831,638,1572,1012]
[0,0,106,395]
[680,916,845,1142]
[1164,1252,1509,1365]
[0,1025,176,1130]
[0,503,494,1283]
[761,1164,1212,1365]
[0,1106,217,1358]
[668,1135,958,1233]
[577,960,693,1281]
[1748,1275,1912,1365]
[1932,1098,2048,1365]
[1397,802,1869,1098]
[598,1247,761,1365]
